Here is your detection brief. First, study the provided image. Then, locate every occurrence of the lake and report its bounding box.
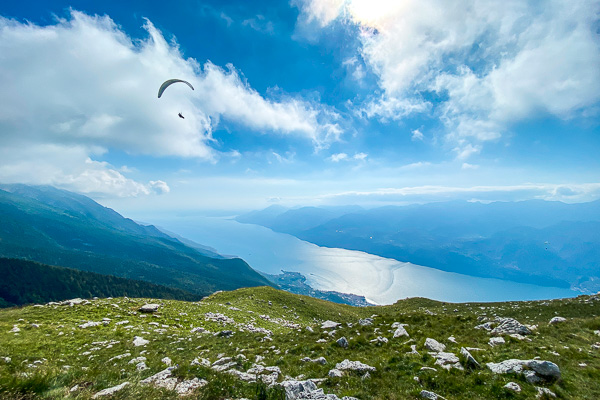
[147,215,579,305]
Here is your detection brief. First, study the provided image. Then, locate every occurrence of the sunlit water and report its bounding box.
[148,215,578,305]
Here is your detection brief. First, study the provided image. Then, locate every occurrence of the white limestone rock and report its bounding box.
[420,390,447,400]
[321,321,341,329]
[139,304,160,313]
[335,359,376,373]
[460,347,481,369]
[424,338,446,352]
[78,321,102,329]
[280,380,318,400]
[549,316,566,324]
[503,382,521,392]
[432,352,463,371]
[92,382,130,398]
[133,336,149,347]
[491,318,531,336]
[328,369,343,378]
[175,378,208,396]
[393,326,409,338]
[488,337,505,347]
[536,387,557,398]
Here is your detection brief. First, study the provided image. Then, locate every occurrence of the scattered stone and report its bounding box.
[175,378,207,396]
[140,367,177,390]
[420,390,447,400]
[301,356,327,365]
[528,360,561,380]
[509,333,531,341]
[406,344,420,355]
[487,359,560,382]
[424,338,446,352]
[328,369,343,378]
[447,336,457,343]
[227,369,257,382]
[491,318,531,336]
[549,317,566,324]
[191,357,211,367]
[503,382,521,392]
[92,382,130,398]
[460,347,481,369]
[108,353,131,362]
[133,336,149,347]
[280,380,317,400]
[216,330,234,338]
[474,322,494,331]
[136,362,148,371]
[61,298,86,307]
[420,367,437,372]
[321,320,341,329]
[358,318,373,326]
[212,357,236,372]
[139,304,160,313]
[78,321,102,329]
[162,357,172,366]
[536,387,557,398]
[335,359,376,373]
[393,326,409,338]
[432,352,463,371]
[337,337,349,348]
[488,337,505,347]
[370,336,388,344]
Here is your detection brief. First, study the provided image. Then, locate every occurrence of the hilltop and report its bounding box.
[1,287,599,399]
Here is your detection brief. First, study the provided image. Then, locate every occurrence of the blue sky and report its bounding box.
[0,0,599,215]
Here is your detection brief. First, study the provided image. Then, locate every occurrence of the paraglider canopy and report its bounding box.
[157,79,194,98]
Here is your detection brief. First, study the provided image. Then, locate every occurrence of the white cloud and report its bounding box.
[149,180,170,194]
[242,15,275,34]
[0,144,164,197]
[411,129,424,141]
[0,10,340,196]
[353,152,368,161]
[320,182,600,204]
[461,162,479,170]
[330,153,349,162]
[329,152,367,162]
[296,0,600,157]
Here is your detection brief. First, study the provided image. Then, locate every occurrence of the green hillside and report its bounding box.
[0,185,273,296]
[1,287,599,399]
[0,258,201,307]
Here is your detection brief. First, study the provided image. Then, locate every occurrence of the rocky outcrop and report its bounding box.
[491,318,531,336]
[486,359,560,383]
[139,304,160,313]
[335,359,376,373]
[92,382,129,398]
[424,338,446,352]
[321,321,341,329]
[336,337,349,348]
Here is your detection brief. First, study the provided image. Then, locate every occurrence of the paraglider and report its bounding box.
[178,113,185,119]
[157,79,194,98]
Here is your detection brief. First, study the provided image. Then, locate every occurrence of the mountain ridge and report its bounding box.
[0,184,273,296]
